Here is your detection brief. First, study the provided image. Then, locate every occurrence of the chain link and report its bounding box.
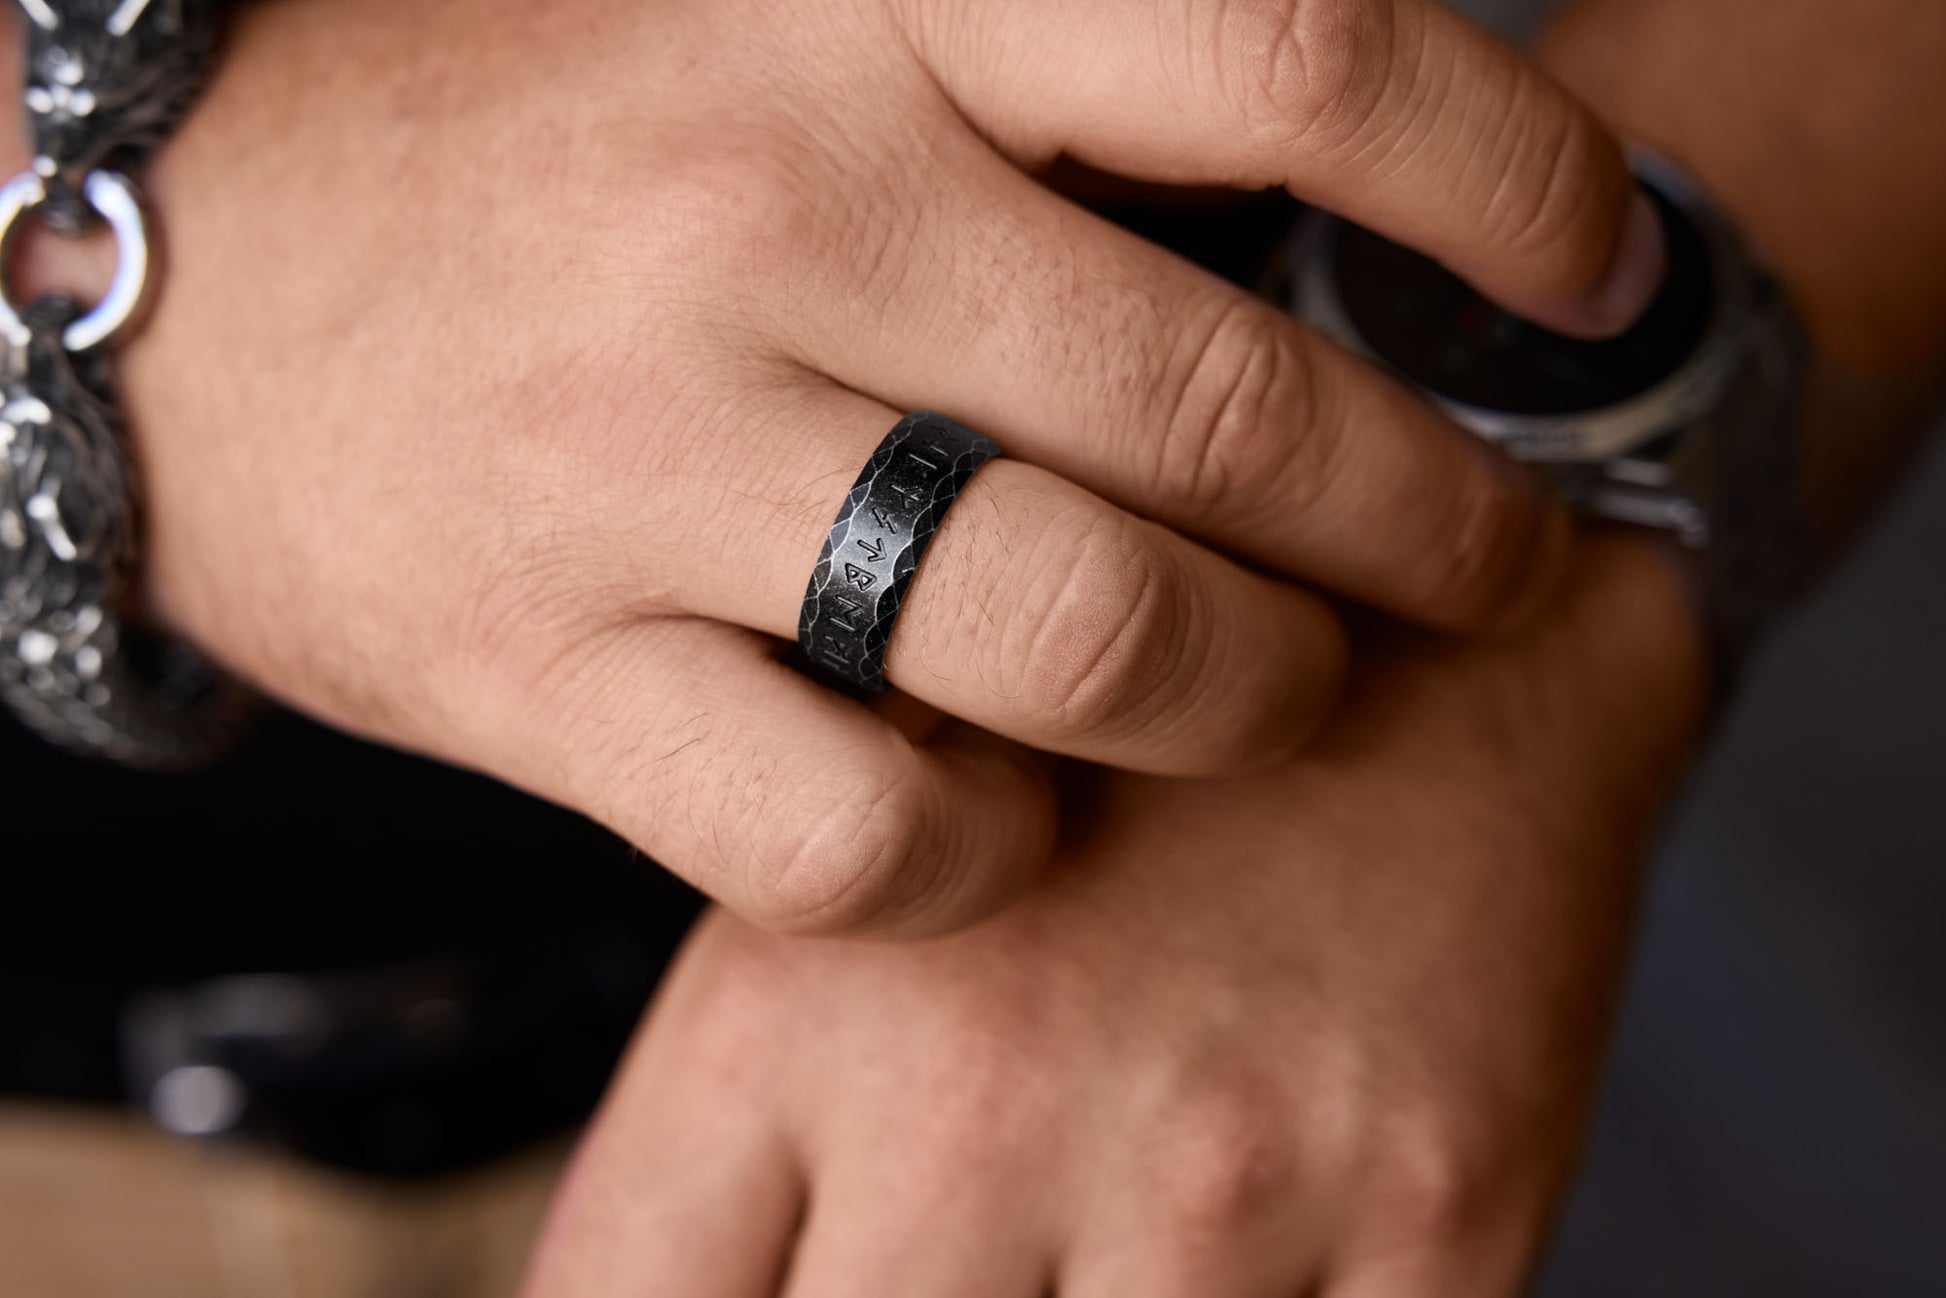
[0,0,248,765]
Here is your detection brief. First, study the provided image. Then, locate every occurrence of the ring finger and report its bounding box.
[630,376,1349,778]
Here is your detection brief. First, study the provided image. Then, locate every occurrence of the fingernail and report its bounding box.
[1585,189,1667,335]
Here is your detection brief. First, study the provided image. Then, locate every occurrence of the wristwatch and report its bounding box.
[1276,155,1813,677]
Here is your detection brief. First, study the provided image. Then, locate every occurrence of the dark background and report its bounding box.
[0,706,704,1174]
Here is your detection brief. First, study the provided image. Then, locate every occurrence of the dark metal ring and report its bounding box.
[798,412,1001,693]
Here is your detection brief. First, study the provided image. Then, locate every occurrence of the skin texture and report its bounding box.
[521,1,1946,1294]
[0,0,1658,937]
[522,537,1709,1298]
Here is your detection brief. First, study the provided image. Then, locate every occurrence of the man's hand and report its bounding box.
[0,0,1661,937]
[520,534,1707,1298]
[523,0,1946,1287]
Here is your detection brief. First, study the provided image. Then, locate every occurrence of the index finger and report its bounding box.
[909,0,1663,338]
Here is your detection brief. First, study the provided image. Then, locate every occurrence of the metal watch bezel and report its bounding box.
[1282,154,1753,465]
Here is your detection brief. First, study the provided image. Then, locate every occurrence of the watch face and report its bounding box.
[1331,185,1715,416]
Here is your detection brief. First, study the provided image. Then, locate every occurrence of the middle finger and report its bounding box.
[784,130,1573,635]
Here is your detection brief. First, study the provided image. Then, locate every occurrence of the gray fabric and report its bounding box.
[1443,1,1946,1289]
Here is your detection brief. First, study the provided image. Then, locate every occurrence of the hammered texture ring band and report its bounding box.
[799,412,1001,693]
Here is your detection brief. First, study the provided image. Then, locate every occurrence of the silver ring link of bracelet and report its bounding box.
[0,0,252,766]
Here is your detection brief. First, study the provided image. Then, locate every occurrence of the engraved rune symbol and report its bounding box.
[843,563,876,592]
[870,506,897,530]
[856,536,885,562]
[828,594,863,632]
[888,479,924,504]
[906,449,941,471]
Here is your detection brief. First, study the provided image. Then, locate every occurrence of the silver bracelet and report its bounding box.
[0,0,250,765]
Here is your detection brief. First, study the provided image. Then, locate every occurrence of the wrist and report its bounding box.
[1537,0,1946,380]
[1538,0,1946,566]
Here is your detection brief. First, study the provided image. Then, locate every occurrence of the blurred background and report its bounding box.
[4,1,1942,1294]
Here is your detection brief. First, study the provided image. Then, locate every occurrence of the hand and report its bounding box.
[520,534,1708,1298]
[6,0,1660,935]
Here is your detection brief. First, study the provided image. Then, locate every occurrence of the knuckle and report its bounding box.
[830,168,933,315]
[1155,301,1328,526]
[451,531,611,689]
[1018,515,1190,745]
[629,112,922,314]
[1212,0,1401,153]
[1370,1107,1512,1243]
[636,129,830,284]
[912,1024,1052,1162]
[753,763,933,934]
[1147,1085,1296,1234]
[439,541,626,735]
